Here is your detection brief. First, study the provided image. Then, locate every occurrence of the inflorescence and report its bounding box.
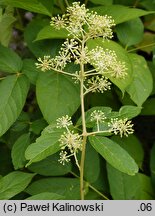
[57,114,134,166]
[36,1,128,95]
[35,2,134,167]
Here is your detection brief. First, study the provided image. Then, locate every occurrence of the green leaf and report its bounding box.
[117,105,142,119]
[11,133,30,170]
[35,25,68,41]
[22,59,40,85]
[1,0,51,16]
[24,19,62,57]
[0,75,30,137]
[0,171,35,200]
[90,5,155,24]
[0,6,16,46]
[126,54,153,106]
[140,98,155,115]
[28,152,72,176]
[30,118,47,135]
[26,192,64,200]
[84,142,100,183]
[89,136,138,175]
[25,178,81,199]
[116,18,144,47]
[87,38,133,92]
[89,0,113,5]
[107,164,154,199]
[111,135,144,168]
[78,105,140,128]
[76,106,112,127]
[25,125,64,166]
[0,44,23,73]
[36,71,80,123]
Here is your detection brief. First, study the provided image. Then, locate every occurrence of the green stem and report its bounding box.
[128,42,155,52]
[64,0,69,6]
[70,171,109,200]
[89,184,109,200]
[57,0,66,13]
[80,39,88,199]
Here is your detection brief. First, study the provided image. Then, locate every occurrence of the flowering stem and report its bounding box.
[87,130,111,136]
[51,67,77,77]
[80,71,87,199]
[70,171,109,200]
[64,0,69,6]
[80,39,88,199]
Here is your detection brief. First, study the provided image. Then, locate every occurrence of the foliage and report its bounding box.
[0,0,155,200]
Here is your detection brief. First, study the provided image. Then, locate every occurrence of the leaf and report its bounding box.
[0,75,30,137]
[87,38,133,92]
[141,98,155,115]
[111,135,144,168]
[90,5,155,24]
[84,142,100,183]
[35,25,68,41]
[25,178,81,199]
[22,59,40,85]
[28,152,72,176]
[76,106,112,127]
[0,171,35,200]
[116,18,144,47]
[24,19,62,57]
[0,44,23,73]
[89,136,138,175]
[1,0,51,16]
[126,54,153,106]
[78,105,140,128]
[135,32,155,53]
[89,0,113,5]
[0,6,16,46]
[11,133,30,170]
[29,118,47,135]
[107,164,154,199]
[117,105,142,119]
[26,192,64,200]
[25,125,64,166]
[36,71,80,123]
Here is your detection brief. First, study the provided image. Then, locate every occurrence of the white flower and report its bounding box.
[59,131,82,153]
[66,2,88,24]
[54,51,71,70]
[58,151,70,165]
[50,14,66,29]
[90,110,106,122]
[87,76,111,93]
[108,118,134,137]
[88,47,117,73]
[56,115,72,128]
[110,61,127,79]
[87,13,115,39]
[35,56,53,72]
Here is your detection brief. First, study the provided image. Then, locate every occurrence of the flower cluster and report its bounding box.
[108,118,134,137]
[51,2,115,40]
[90,110,106,131]
[90,110,134,137]
[88,47,127,79]
[36,2,127,83]
[56,115,82,167]
[87,76,111,93]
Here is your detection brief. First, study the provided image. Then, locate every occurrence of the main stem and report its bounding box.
[80,46,87,199]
